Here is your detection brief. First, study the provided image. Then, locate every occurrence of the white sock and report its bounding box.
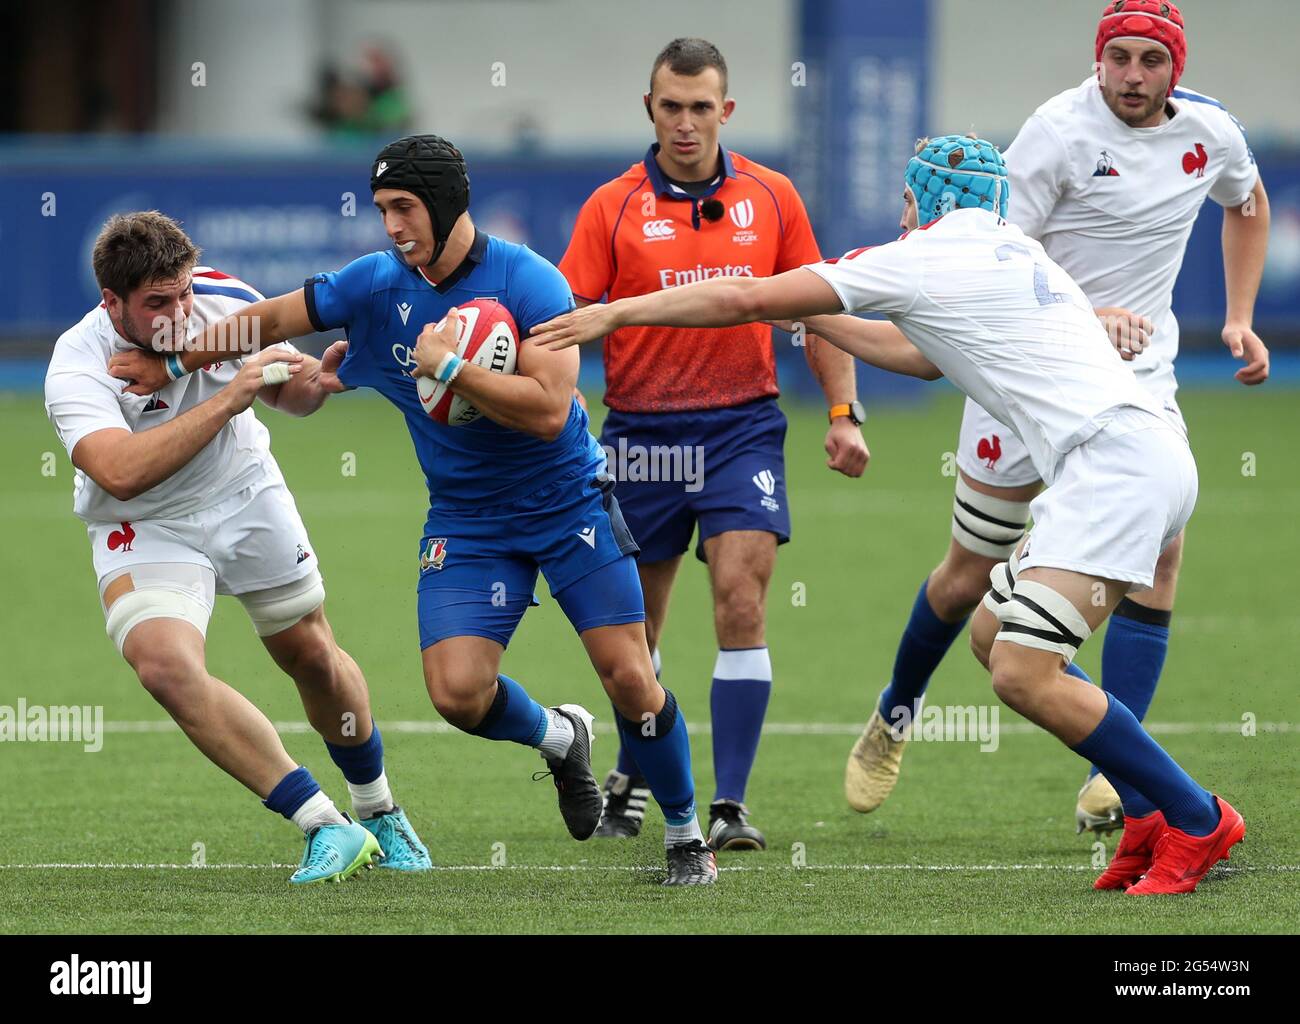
[537,708,575,760]
[292,790,348,834]
[664,815,705,848]
[348,771,395,820]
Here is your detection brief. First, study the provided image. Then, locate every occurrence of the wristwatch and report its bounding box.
[829,401,866,426]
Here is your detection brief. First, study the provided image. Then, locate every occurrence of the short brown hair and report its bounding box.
[92,211,201,299]
[650,37,728,96]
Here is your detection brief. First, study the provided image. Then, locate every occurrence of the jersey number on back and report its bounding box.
[994,243,1072,308]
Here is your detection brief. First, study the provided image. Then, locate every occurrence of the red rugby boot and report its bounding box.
[1094,810,1167,891]
[1126,797,1245,896]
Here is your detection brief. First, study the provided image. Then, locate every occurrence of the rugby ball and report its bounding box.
[416,299,519,426]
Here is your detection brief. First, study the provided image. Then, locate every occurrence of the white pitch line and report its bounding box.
[96,720,1299,737]
[1,863,1296,873]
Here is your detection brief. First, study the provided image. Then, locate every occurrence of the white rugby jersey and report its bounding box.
[1005,77,1258,395]
[45,268,292,523]
[806,209,1168,486]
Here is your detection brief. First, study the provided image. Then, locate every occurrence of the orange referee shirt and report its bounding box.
[559,144,822,413]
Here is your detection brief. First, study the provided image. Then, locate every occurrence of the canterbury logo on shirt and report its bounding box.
[643,219,676,241]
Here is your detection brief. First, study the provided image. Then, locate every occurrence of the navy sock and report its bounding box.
[325,721,385,785]
[614,651,658,779]
[466,674,548,746]
[1071,693,1218,835]
[710,647,772,803]
[878,578,967,721]
[615,689,696,823]
[263,766,321,820]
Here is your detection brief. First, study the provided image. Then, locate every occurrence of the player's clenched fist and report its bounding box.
[411,311,460,378]
[1094,307,1154,361]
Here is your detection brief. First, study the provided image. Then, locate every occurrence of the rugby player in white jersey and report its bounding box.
[44,211,431,883]
[838,0,1270,835]
[530,135,1247,894]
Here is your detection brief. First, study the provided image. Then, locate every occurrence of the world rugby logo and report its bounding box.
[728,199,754,229]
[753,468,780,512]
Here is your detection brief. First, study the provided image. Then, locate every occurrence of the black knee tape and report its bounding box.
[617,687,678,741]
[1113,597,1172,629]
[466,676,510,736]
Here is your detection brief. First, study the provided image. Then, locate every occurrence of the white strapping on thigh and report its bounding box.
[980,538,1028,615]
[237,569,325,637]
[952,476,1032,560]
[101,563,216,655]
[993,579,1093,662]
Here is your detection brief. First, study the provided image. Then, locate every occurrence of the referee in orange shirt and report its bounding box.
[559,38,868,850]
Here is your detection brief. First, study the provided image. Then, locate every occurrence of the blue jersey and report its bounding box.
[304,229,603,508]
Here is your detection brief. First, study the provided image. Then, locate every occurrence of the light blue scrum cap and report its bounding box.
[904,134,1010,226]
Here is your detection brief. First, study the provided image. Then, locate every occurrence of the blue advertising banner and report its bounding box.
[2,136,1298,398]
[792,0,931,260]
[0,144,626,335]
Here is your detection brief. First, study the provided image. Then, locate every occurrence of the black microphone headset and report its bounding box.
[699,198,724,222]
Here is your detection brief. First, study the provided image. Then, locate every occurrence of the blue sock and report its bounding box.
[710,647,772,803]
[1100,599,1170,776]
[466,675,548,746]
[1065,664,1156,816]
[878,578,967,722]
[1071,693,1218,835]
[1080,600,1173,817]
[325,721,384,784]
[614,716,642,777]
[263,766,321,820]
[615,689,696,824]
[614,648,658,779]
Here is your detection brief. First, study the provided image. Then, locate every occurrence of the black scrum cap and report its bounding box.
[371,134,470,265]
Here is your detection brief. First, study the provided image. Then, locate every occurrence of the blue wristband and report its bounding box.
[163,352,186,381]
[435,353,464,385]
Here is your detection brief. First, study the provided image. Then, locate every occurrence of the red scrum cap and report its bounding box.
[1096,0,1187,93]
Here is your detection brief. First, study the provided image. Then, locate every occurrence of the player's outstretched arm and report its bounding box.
[777,315,942,381]
[530,268,845,350]
[73,349,303,500]
[108,290,317,396]
[1221,177,1271,386]
[412,312,576,441]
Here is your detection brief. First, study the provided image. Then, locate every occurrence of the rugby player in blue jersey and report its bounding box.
[111,135,717,885]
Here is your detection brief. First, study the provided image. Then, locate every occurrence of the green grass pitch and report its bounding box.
[1,386,1296,933]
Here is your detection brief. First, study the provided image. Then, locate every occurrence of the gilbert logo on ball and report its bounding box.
[417,299,519,426]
